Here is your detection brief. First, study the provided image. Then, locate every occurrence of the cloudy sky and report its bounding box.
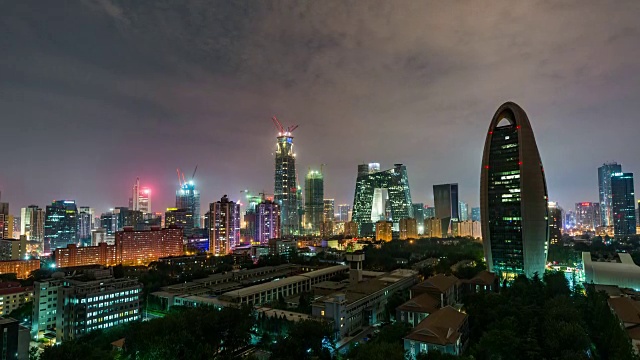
[1,0,640,215]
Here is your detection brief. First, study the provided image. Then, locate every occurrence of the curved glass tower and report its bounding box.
[480,102,549,279]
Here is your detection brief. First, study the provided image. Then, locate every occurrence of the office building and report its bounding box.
[210,195,241,255]
[548,202,564,245]
[574,202,600,231]
[611,173,636,238]
[44,200,78,254]
[471,207,480,222]
[323,199,335,222]
[425,206,436,220]
[599,162,623,227]
[458,201,469,222]
[338,204,351,222]
[255,199,280,245]
[304,170,324,234]
[400,218,418,240]
[480,102,549,279]
[176,181,200,233]
[433,184,459,238]
[32,268,142,342]
[20,205,44,242]
[165,208,191,232]
[273,124,300,236]
[129,177,152,214]
[77,207,93,246]
[376,220,393,242]
[352,163,413,236]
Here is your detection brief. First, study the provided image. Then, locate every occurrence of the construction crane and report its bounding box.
[191,165,198,181]
[271,116,299,135]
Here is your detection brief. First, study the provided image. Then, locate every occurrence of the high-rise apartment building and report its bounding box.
[210,195,241,255]
[255,199,280,245]
[458,201,469,221]
[611,173,636,239]
[274,123,300,236]
[471,207,481,222]
[412,203,425,234]
[323,199,335,224]
[0,202,10,240]
[304,170,324,234]
[21,205,44,242]
[44,200,78,254]
[176,182,200,233]
[375,220,393,242]
[425,206,436,219]
[423,218,442,238]
[574,202,600,231]
[548,202,564,245]
[399,218,418,240]
[338,204,351,222]
[480,102,549,279]
[599,162,623,227]
[433,184,459,237]
[115,226,183,266]
[352,163,413,236]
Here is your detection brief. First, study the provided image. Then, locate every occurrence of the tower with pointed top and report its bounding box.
[272,116,300,236]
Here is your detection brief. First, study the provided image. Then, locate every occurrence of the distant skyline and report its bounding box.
[1,1,640,215]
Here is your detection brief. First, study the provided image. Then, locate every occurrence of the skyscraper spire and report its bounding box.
[272,116,300,236]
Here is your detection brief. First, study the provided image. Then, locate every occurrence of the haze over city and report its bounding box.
[2,0,640,214]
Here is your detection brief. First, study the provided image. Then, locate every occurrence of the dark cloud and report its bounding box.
[1,0,640,214]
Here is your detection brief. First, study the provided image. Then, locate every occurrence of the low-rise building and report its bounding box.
[0,282,33,316]
[460,270,498,295]
[411,274,460,308]
[608,296,640,352]
[31,268,142,343]
[404,306,469,358]
[396,293,440,328]
[583,252,640,290]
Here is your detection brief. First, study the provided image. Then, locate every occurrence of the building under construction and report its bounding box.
[272,116,300,236]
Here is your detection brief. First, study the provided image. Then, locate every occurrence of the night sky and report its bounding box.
[2,1,640,216]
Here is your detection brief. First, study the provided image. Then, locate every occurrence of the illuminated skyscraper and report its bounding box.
[304,170,324,234]
[458,201,469,221]
[471,207,481,222]
[425,206,436,219]
[338,204,351,222]
[21,205,44,242]
[44,200,78,254]
[352,163,413,236]
[210,195,241,255]
[548,202,564,245]
[481,102,549,279]
[611,173,636,239]
[78,207,94,246]
[176,182,200,234]
[433,184,459,237]
[323,199,335,223]
[412,203,425,234]
[256,199,280,245]
[273,121,300,236]
[575,202,600,231]
[599,162,622,227]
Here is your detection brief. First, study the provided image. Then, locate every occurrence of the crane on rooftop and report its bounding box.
[271,116,299,136]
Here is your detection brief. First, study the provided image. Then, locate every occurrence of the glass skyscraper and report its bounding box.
[433,184,459,237]
[304,170,324,234]
[176,182,201,233]
[481,102,549,279]
[471,207,481,222]
[352,163,413,236]
[599,162,622,227]
[611,173,636,239]
[274,132,299,236]
[44,200,78,254]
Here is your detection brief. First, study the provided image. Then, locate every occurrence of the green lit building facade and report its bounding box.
[352,163,413,236]
[481,102,549,279]
[274,134,300,236]
[304,170,324,235]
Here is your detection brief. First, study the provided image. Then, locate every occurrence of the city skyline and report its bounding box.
[2,2,640,215]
